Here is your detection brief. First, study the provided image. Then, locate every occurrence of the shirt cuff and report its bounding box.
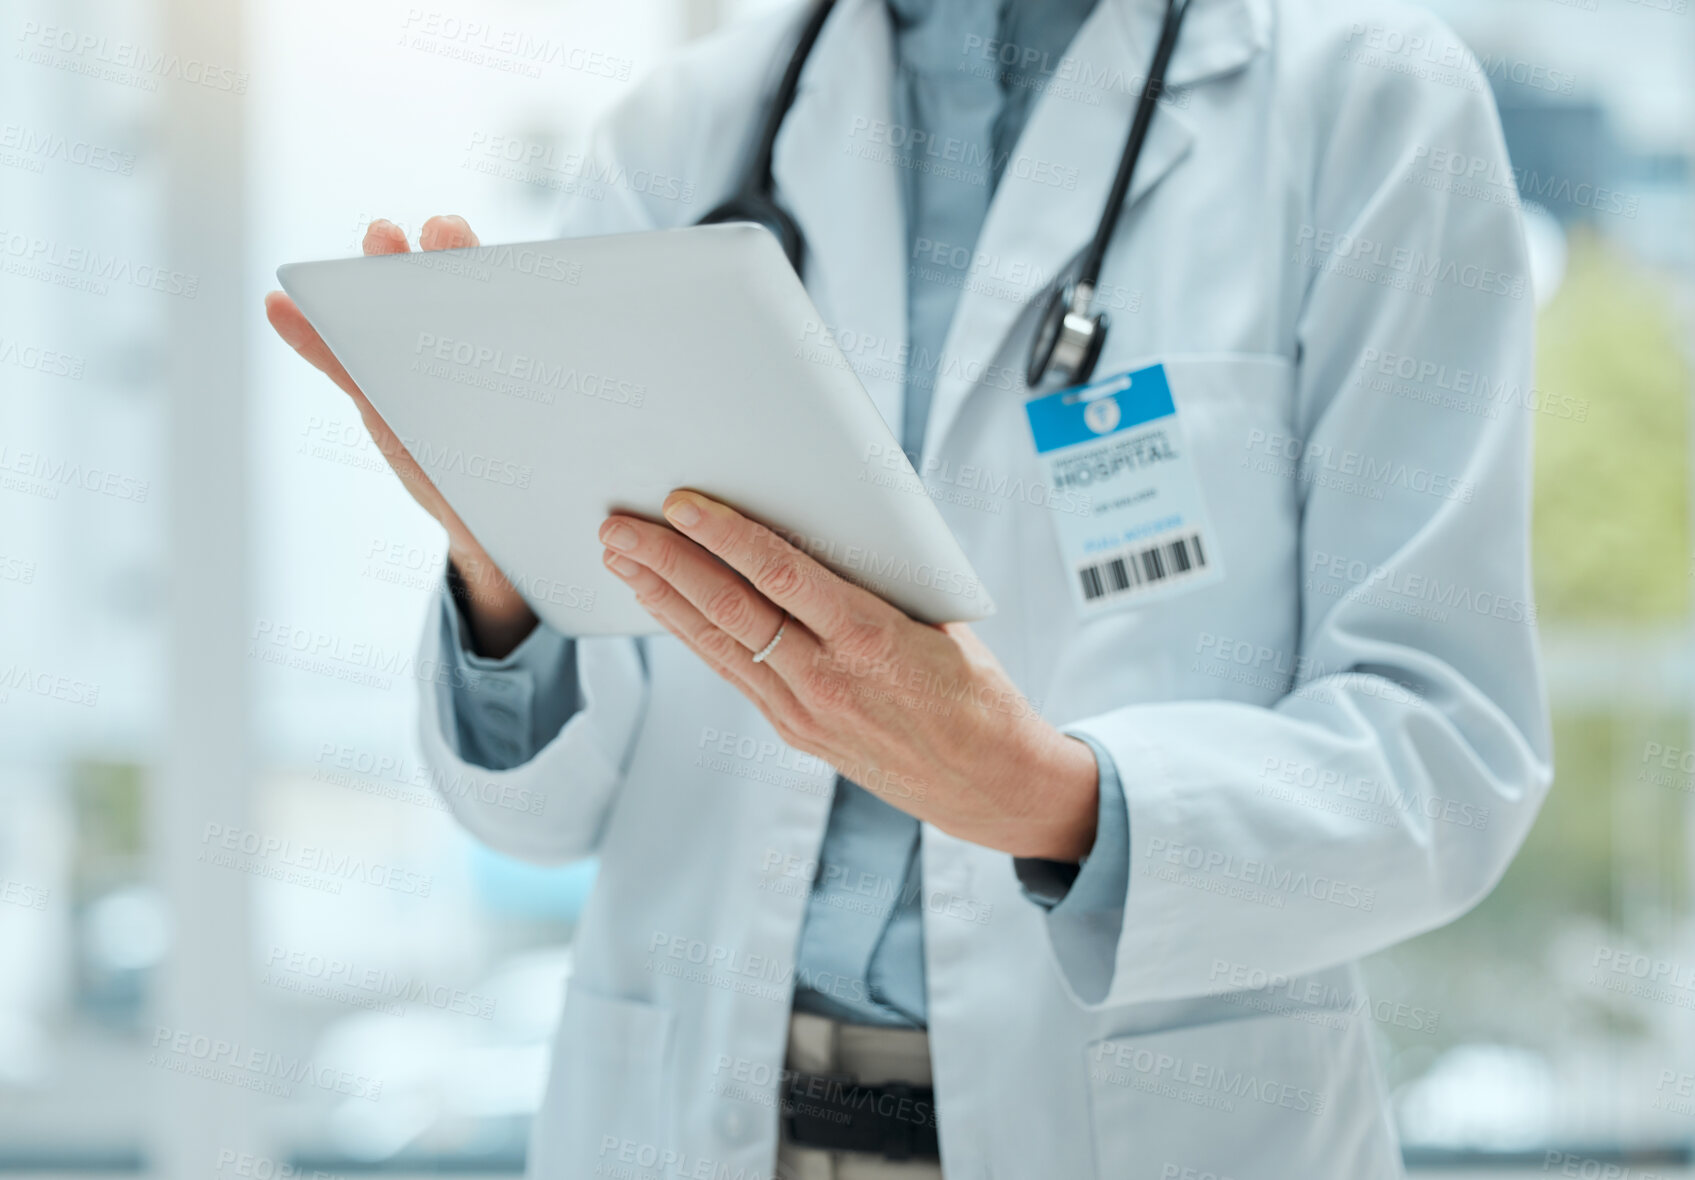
[1013,734,1129,915]
[441,582,577,770]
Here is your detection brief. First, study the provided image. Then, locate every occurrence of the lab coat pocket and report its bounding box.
[1164,352,1299,526]
[1082,1008,1400,1180]
[531,986,676,1177]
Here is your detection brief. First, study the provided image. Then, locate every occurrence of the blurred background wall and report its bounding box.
[0,0,1690,1175]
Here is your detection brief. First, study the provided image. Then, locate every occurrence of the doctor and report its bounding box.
[266,0,1553,1175]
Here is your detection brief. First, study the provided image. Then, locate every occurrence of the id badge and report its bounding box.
[1024,363,1222,613]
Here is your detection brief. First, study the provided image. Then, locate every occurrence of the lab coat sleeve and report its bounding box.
[1049,33,1554,1006]
[417,588,648,866]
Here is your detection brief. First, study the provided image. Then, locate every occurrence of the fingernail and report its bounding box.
[604,552,639,577]
[600,521,637,551]
[663,495,702,528]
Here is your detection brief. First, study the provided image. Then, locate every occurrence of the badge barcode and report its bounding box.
[1078,532,1208,602]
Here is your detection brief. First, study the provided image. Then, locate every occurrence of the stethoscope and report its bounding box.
[698,0,1193,392]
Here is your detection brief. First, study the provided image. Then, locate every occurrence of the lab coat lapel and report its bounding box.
[919,0,1271,467]
[771,0,909,434]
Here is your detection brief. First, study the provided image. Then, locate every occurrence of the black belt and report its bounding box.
[782,1072,941,1161]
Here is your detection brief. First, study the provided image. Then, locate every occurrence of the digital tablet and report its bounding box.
[277,223,995,637]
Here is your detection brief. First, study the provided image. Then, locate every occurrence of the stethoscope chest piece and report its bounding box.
[1028,280,1109,392]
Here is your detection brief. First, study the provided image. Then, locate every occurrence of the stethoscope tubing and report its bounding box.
[1079,0,1190,289]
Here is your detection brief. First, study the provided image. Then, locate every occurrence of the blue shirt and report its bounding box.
[442,0,1128,1030]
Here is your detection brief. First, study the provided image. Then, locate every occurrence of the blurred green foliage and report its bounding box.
[70,760,146,898]
[1532,229,1691,621]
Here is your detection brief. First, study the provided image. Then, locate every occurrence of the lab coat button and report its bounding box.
[716,1103,755,1145]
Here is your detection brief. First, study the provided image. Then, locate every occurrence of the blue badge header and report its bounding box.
[1024,364,1175,455]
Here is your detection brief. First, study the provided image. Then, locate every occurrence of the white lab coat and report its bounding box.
[417,0,1553,1175]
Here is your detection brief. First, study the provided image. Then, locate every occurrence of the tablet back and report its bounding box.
[277,224,995,636]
